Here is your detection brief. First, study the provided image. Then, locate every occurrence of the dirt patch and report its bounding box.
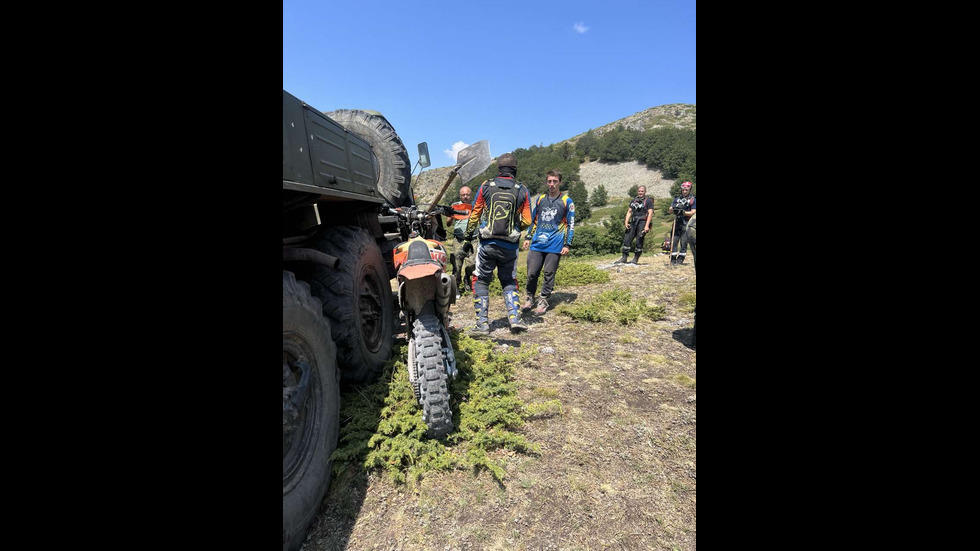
[304,253,696,550]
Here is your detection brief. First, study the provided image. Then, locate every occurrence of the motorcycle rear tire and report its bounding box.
[412,313,453,438]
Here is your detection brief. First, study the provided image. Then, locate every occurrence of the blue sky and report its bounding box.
[283,0,695,170]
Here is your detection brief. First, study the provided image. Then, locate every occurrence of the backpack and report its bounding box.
[477,178,524,242]
[661,233,672,251]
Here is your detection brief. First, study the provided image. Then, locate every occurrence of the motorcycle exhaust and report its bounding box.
[435,272,457,315]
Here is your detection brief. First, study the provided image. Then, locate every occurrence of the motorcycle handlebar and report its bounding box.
[388,205,456,230]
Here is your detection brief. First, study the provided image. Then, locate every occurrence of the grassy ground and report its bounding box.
[304,251,696,550]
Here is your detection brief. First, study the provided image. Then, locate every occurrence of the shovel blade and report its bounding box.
[456,140,491,185]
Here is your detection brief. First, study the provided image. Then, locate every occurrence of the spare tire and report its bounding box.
[325,109,413,207]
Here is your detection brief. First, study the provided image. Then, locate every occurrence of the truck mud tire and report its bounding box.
[412,313,453,438]
[283,271,339,551]
[309,226,394,382]
[325,109,413,207]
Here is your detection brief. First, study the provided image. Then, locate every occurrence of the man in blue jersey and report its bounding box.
[522,169,575,315]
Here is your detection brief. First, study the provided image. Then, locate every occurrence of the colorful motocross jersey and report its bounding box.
[465,177,531,250]
[447,200,473,240]
[526,192,575,253]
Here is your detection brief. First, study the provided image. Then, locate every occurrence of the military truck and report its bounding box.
[282,89,429,551]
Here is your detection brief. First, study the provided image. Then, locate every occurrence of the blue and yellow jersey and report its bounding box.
[526,192,575,254]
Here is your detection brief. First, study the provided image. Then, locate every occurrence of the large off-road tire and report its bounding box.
[412,313,453,438]
[324,109,413,207]
[283,271,339,551]
[308,226,394,382]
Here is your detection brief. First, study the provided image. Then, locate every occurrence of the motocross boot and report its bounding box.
[504,288,527,333]
[615,247,629,264]
[470,295,490,337]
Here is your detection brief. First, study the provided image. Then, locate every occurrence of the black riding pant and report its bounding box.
[473,242,519,296]
[525,250,561,298]
[671,221,688,258]
[622,219,647,252]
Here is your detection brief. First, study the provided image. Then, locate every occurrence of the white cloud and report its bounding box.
[444,141,469,163]
[573,22,589,34]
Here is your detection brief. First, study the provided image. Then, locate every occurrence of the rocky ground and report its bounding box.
[578,160,673,200]
[304,252,696,550]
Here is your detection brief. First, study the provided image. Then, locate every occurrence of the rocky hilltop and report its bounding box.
[565,104,696,144]
[410,103,694,202]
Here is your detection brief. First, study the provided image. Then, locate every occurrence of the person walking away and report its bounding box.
[461,153,532,335]
[444,186,473,296]
[616,185,654,264]
[522,169,575,315]
[669,181,696,265]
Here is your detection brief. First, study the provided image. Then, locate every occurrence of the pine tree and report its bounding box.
[565,180,591,222]
[591,184,608,207]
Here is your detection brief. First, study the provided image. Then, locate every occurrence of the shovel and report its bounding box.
[426,140,491,214]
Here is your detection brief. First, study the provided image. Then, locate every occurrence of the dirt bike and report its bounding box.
[388,140,490,438]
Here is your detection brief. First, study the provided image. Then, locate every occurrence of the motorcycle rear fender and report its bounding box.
[397,263,441,280]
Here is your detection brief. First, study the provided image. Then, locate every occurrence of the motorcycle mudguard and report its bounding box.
[398,263,441,280]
